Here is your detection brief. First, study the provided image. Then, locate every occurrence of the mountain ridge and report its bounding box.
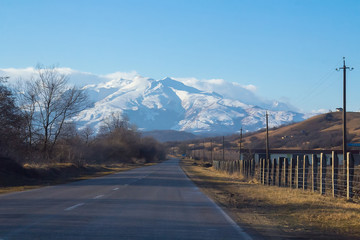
[0,68,307,134]
[74,75,305,133]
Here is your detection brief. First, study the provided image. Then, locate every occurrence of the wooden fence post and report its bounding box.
[303,155,309,190]
[267,158,271,185]
[259,158,263,183]
[243,159,245,175]
[243,159,246,176]
[332,151,339,197]
[245,160,249,178]
[251,158,255,177]
[320,153,326,195]
[312,154,318,192]
[278,157,283,187]
[249,159,252,177]
[240,159,243,174]
[283,158,288,187]
[299,155,304,189]
[262,158,266,185]
[264,158,267,185]
[296,156,300,189]
[347,152,354,199]
[242,160,245,176]
[290,157,295,188]
[272,158,277,186]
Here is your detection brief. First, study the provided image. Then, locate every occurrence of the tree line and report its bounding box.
[0,65,165,165]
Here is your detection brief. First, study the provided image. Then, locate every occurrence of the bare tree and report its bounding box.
[17,80,39,146]
[20,65,88,155]
[80,125,95,144]
[100,112,131,134]
[0,79,25,157]
[58,121,79,140]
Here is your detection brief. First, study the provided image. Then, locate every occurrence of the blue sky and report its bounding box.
[1,0,360,112]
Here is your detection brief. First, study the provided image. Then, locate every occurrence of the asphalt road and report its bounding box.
[0,159,252,240]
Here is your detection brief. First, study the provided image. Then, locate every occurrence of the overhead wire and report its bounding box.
[291,60,343,110]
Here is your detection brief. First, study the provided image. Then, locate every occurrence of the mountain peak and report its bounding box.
[0,67,305,134]
[74,75,305,133]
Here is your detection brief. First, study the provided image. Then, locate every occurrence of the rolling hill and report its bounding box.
[236,112,360,150]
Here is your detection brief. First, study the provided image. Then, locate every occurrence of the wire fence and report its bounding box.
[191,149,360,200]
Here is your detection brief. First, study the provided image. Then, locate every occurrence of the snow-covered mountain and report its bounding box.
[1,68,306,134]
[73,74,305,134]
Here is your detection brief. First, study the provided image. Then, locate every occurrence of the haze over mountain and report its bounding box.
[1,68,306,134]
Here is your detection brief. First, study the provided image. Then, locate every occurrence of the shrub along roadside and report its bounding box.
[0,156,157,194]
[1,68,167,172]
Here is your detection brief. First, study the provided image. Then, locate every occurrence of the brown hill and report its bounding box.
[240,112,360,150]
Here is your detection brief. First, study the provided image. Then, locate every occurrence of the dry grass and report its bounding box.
[181,158,360,239]
[221,112,360,150]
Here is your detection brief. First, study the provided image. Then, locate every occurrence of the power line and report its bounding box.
[291,60,343,109]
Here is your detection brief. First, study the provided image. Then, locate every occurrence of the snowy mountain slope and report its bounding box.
[1,68,306,134]
[74,74,305,133]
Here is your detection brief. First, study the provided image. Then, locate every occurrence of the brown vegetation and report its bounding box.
[0,156,155,194]
[0,67,166,188]
[181,158,360,239]
[238,112,360,150]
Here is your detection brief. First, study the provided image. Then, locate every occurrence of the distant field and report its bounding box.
[181,158,360,240]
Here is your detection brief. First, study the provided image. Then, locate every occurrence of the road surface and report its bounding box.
[0,159,252,239]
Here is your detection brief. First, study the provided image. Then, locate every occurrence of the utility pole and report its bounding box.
[239,128,243,160]
[336,57,354,172]
[265,112,270,161]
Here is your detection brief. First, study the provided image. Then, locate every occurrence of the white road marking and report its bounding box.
[113,188,119,191]
[193,185,253,240]
[64,203,85,211]
[180,167,253,240]
[93,195,104,199]
[124,184,129,186]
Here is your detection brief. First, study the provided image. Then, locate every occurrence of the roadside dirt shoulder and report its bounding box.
[180,158,360,240]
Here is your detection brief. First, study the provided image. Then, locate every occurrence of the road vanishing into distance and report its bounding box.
[0,159,252,240]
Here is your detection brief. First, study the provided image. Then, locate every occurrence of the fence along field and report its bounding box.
[189,146,360,201]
